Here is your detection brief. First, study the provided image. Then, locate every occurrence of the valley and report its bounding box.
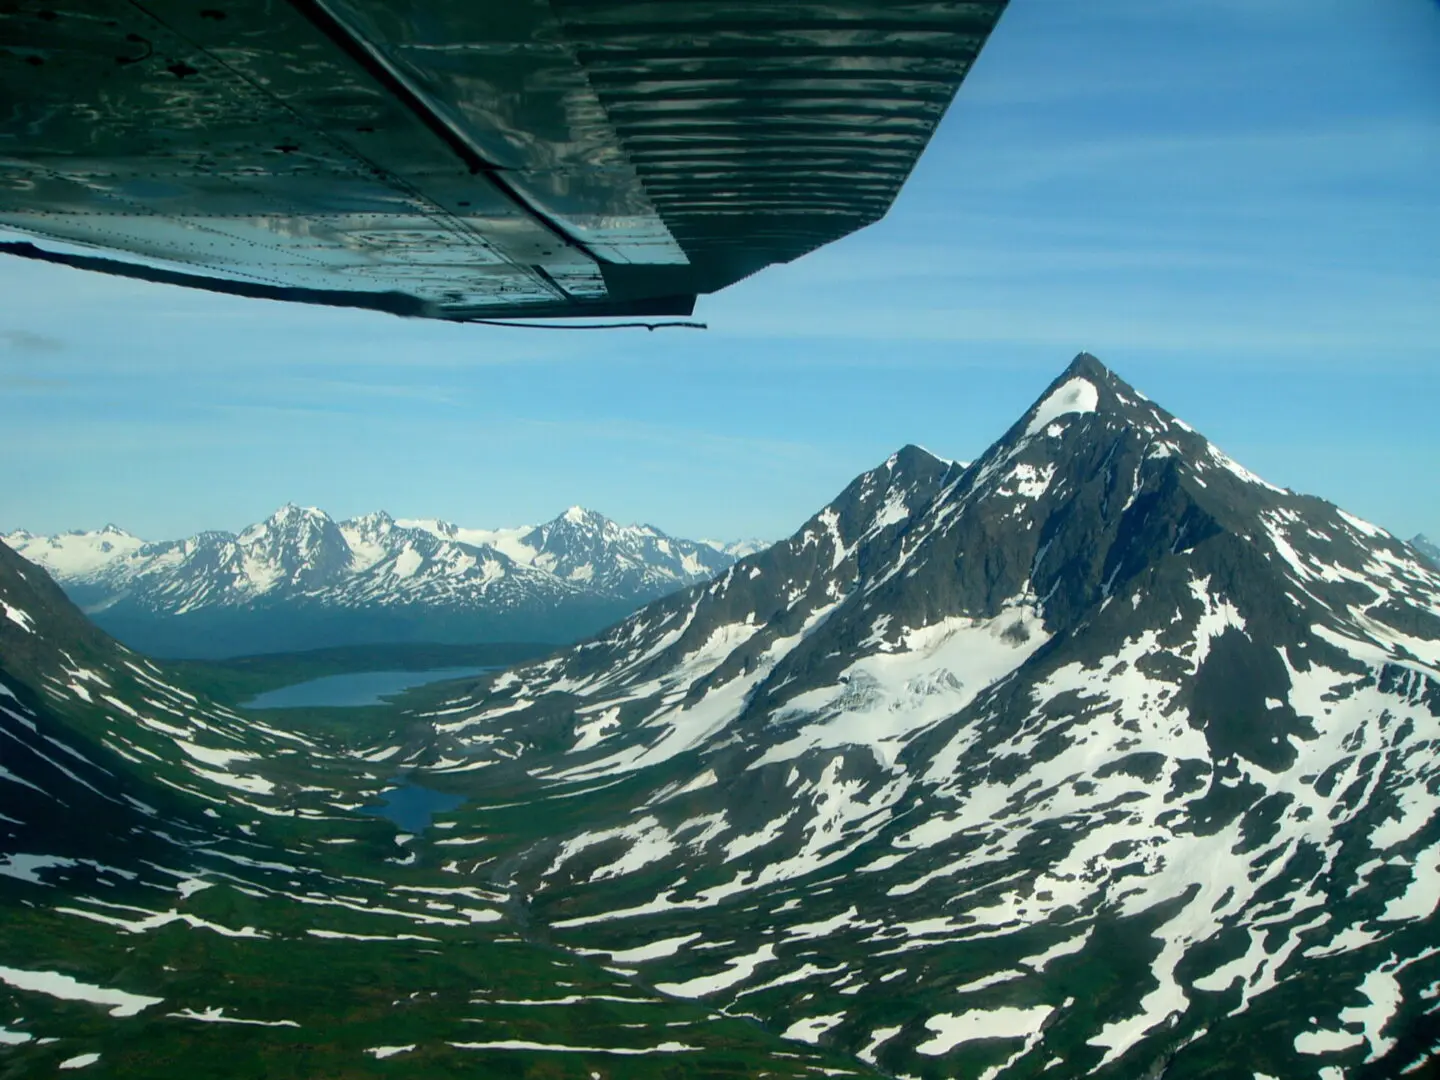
[166,641,553,709]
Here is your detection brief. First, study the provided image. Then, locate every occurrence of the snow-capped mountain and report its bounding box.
[399,506,757,596]
[703,537,771,560]
[3,506,742,658]
[0,523,146,578]
[404,353,1440,1079]
[2,352,1437,1078]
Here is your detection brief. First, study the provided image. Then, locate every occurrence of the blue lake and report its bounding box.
[363,779,466,832]
[243,667,492,709]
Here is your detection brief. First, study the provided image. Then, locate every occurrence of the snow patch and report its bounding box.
[1025,377,1099,436]
[169,1007,300,1027]
[367,1045,417,1059]
[2,602,35,633]
[655,944,777,998]
[916,1005,1054,1056]
[782,1013,845,1044]
[0,965,162,1017]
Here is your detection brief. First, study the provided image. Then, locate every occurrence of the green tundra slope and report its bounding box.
[0,540,875,1079]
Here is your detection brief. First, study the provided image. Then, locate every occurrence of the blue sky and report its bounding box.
[3,0,1438,544]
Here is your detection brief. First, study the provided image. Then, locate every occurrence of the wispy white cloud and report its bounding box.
[0,329,63,353]
[0,329,68,389]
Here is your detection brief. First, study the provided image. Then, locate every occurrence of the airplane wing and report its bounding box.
[0,1,1007,321]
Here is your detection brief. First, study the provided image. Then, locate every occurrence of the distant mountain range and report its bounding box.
[3,507,761,658]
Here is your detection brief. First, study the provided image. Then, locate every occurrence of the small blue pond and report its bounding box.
[363,779,466,832]
[243,667,492,709]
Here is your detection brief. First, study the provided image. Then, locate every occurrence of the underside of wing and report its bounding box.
[0,0,1007,321]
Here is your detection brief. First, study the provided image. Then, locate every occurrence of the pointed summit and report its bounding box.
[1064,349,1109,378]
[1009,351,1171,445]
[265,503,330,524]
[258,503,305,532]
[888,443,951,470]
[1022,350,1118,416]
[967,352,1293,515]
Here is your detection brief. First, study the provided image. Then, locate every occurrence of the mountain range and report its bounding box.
[3,507,756,658]
[1,353,1437,1078]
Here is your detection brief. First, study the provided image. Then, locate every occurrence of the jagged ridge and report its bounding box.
[5,506,751,657]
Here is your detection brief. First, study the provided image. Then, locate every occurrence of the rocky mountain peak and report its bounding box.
[239,504,337,549]
[876,354,1433,679]
[343,509,397,539]
[990,352,1181,454]
[540,505,630,544]
[408,353,1439,1080]
[257,503,330,528]
[884,442,950,474]
[224,505,351,594]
